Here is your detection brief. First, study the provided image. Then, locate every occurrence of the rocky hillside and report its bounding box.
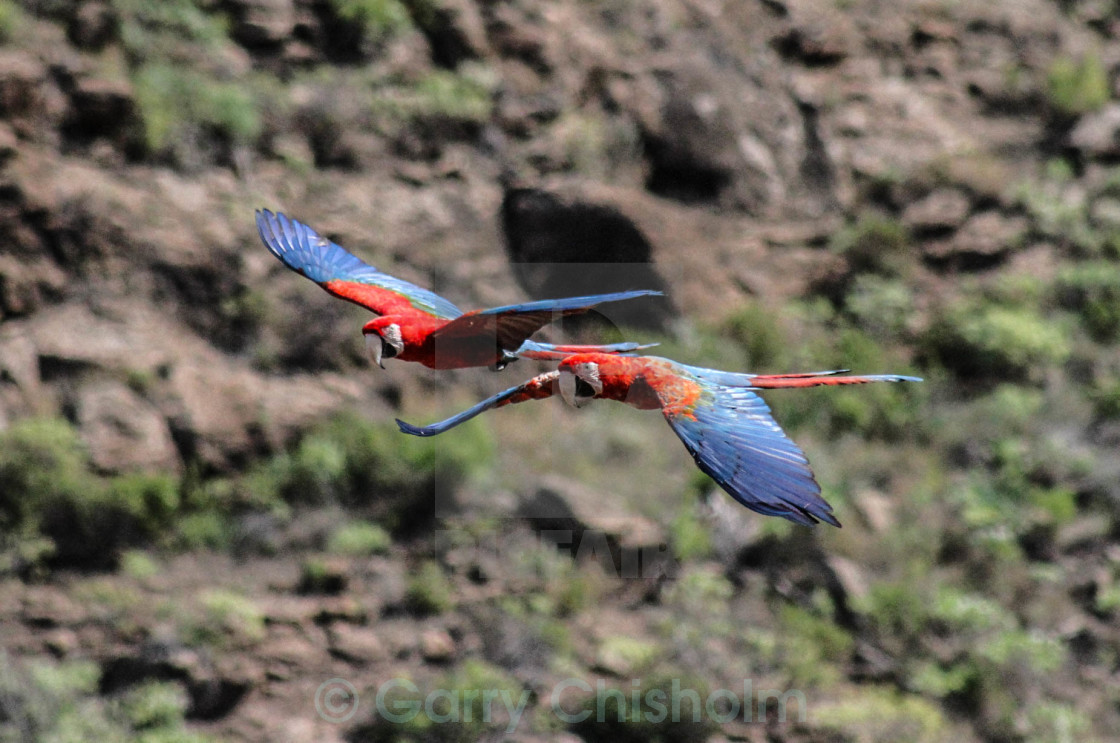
[3,0,1120,741]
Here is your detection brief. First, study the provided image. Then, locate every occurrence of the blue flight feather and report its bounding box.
[665,381,840,527]
[256,209,464,319]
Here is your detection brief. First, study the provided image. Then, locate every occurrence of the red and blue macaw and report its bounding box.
[396,352,921,526]
[256,210,658,370]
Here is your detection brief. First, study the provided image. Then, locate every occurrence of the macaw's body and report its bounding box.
[397,353,922,527]
[256,210,658,370]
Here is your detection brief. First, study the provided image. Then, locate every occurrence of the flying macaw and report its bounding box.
[255,209,659,370]
[396,352,921,526]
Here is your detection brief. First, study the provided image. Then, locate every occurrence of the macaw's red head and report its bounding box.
[557,355,606,408]
[362,317,404,368]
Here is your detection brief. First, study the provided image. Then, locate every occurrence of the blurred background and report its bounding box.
[1,0,1119,741]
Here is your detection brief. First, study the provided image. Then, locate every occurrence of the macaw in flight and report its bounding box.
[396,352,921,526]
[256,210,659,370]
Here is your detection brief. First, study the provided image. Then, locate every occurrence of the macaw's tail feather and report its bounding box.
[747,373,923,389]
[517,339,658,360]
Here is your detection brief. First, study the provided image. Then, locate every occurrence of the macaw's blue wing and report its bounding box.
[429,290,662,354]
[255,209,463,319]
[476,290,663,316]
[515,339,657,361]
[396,371,560,437]
[665,384,839,527]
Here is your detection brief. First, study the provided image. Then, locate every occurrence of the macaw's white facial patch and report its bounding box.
[559,363,601,407]
[365,323,403,368]
[365,331,384,367]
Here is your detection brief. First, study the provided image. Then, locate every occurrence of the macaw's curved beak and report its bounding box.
[365,332,385,369]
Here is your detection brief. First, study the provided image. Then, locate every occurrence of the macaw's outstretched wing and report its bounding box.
[664,381,839,527]
[426,290,662,354]
[396,371,560,437]
[515,339,658,361]
[255,209,462,319]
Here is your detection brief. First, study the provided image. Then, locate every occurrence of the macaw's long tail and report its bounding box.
[516,339,658,361]
[747,371,923,389]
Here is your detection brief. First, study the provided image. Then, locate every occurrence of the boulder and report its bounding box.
[74,379,181,474]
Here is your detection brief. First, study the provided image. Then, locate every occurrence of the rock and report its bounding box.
[21,586,86,627]
[230,0,297,50]
[518,474,667,579]
[852,489,897,533]
[772,10,852,67]
[43,627,79,657]
[313,597,368,625]
[1090,196,1120,231]
[61,77,138,150]
[1069,104,1120,159]
[416,0,489,68]
[297,557,349,595]
[0,52,46,120]
[902,188,971,233]
[827,555,870,604]
[67,2,117,51]
[923,210,1026,266]
[328,623,386,665]
[75,379,181,473]
[100,643,253,720]
[0,121,16,165]
[499,186,672,329]
[419,628,456,663]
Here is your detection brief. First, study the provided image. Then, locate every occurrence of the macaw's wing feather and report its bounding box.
[664,383,839,527]
[430,290,662,353]
[477,290,662,316]
[396,371,560,437]
[516,339,658,361]
[255,209,462,319]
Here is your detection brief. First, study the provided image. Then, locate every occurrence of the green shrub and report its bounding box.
[0,419,186,569]
[721,302,788,369]
[669,508,712,563]
[831,214,913,278]
[114,0,230,61]
[134,64,262,162]
[297,557,348,595]
[249,412,491,532]
[0,657,213,743]
[0,417,95,534]
[0,0,26,42]
[408,68,493,124]
[1046,51,1109,117]
[116,681,190,731]
[190,589,265,646]
[844,275,915,338]
[813,686,949,743]
[1055,261,1120,341]
[353,660,524,742]
[405,560,454,616]
[327,520,392,556]
[924,303,1070,380]
[568,673,718,743]
[330,0,413,39]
